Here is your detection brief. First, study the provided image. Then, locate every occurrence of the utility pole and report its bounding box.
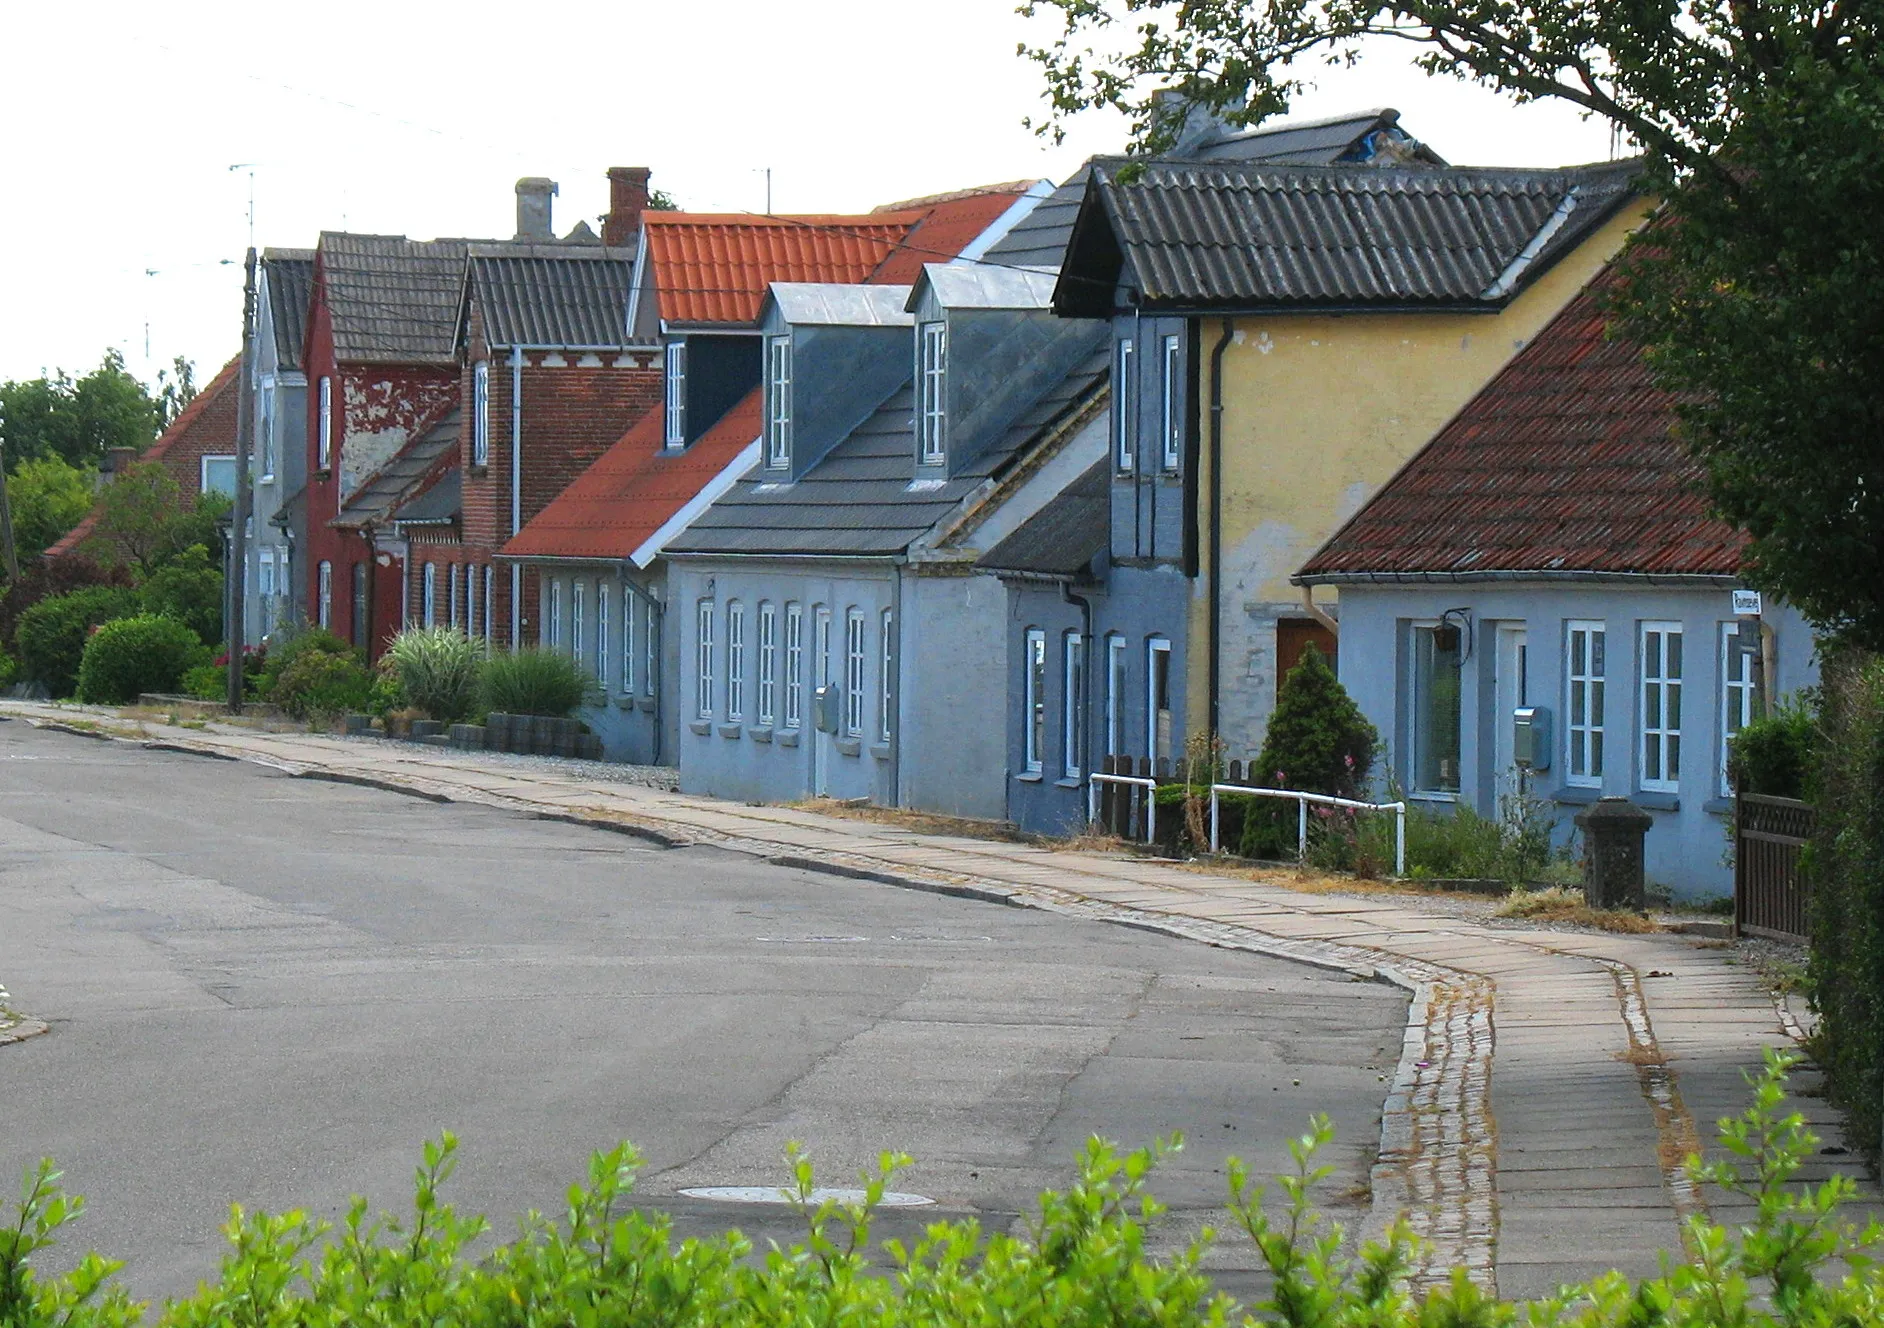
[228,247,256,714]
[0,433,19,583]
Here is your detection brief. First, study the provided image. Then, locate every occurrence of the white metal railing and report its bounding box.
[1087,770,1159,843]
[1208,784,1406,877]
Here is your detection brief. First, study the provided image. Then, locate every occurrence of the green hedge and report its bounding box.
[1808,651,1884,1163]
[1729,697,1819,799]
[1,1054,1872,1328]
[15,585,140,697]
[74,615,207,704]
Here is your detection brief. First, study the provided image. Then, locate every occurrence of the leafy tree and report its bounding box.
[0,350,165,470]
[81,460,229,578]
[6,456,93,563]
[0,554,133,654]
[1022,0,1884,647]
[153,355,197,431]
[138,543,223,645]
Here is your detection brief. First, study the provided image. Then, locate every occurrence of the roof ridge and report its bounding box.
[143,355,241,464]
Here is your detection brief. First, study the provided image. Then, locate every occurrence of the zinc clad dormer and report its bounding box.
[758,283,914,482]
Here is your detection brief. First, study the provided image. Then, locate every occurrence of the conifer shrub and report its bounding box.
[74,614,207,704]
[14,585,140,697]
[386,626,483,723]
[1240,645,1379,859]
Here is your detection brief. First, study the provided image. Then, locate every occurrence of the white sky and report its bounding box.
[1,0,1618,389]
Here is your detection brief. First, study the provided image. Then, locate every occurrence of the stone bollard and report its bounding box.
[1575,796,1654,911]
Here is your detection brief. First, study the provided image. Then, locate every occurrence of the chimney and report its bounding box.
[514,177,558,241]
[102,447,138,481]
[604,166,651,248]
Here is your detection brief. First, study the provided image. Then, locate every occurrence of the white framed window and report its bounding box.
[726,601,746,721]
[1160,334,1182,472]
[1566,620,1607,786]
[696,599,716,718]
[878,609,894,742]
[318,560,332,628]
[643,597,656,696]
[1411,623,1463,795]
[259,380,277,480]
[1147,637,1173,765]
[663,342,687,447]
[784,602,804,727]
[317,375,333,470]
[465,565,478,645]
[201,455,237,497]
[758,602,777,725]
[547,578,563,649]
[1105,634,1127,757]
[1720,622,1759,796]
[621,587,636,694]
[1640,621,1683,792]
[472,360,490,466]
[572,580,587,665]
[447,564,460,628]
[917,322,947,465]
[844,608,866,737]
[258,547,276,597]
[1024,628,1047,774]
[1114,339,1136,472]
[765,335,792,469]
[597,583,611,683]
[422,562,438,626]
[482,566,493,643]
[1062,631,1085,778]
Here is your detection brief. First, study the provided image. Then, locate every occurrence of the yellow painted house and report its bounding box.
[1054,156,1650,757]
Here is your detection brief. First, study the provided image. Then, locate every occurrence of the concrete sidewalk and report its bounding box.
[2,701,1866,1298]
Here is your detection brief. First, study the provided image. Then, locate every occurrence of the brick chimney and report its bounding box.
[515,177,558,241]
[604,167,651,248]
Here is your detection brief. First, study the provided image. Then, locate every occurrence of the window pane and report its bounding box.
[1414,626,1462,793]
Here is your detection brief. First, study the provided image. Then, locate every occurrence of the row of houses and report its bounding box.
[90,104,1815,899]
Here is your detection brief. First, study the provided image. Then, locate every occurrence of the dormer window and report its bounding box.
[916,321,947,466]
[765,335,792,469]
[471,360,490,466]
[663,342,686,448]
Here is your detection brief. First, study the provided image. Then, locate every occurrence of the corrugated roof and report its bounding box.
[501,390,761,562]
[642,212,923,328]
[332,404,461,531]
[319,233,474,364]
[464,245,636,348]
[1295,279,1746,583]
[262,249,313,368]
[975,459,1109,578]
[1060,158,1641,314]
[667,342,1109,559]
[768,283,914,327]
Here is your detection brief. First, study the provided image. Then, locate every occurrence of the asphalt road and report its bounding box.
[0,720,1407,1306]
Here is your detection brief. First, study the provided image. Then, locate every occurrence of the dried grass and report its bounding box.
[1497,886,1660,932]
[787,798,1035,844]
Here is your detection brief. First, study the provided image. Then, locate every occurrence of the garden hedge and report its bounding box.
[74,614,207,704]
[14,585,140,697]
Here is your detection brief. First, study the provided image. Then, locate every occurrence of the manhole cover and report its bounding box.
[677,1185,935,1207]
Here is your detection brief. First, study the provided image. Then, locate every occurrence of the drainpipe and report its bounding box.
[890,566,903,807]
[509,347,524,646]
[1300,585,1340,636]
[1207,318,1232,739]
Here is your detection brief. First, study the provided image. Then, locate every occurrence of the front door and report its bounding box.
[812,605,833,797]
[1494,625,1530,804]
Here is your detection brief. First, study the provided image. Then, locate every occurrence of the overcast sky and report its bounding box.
[2,0,1618,390]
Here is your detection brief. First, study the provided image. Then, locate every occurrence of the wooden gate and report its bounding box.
[1734,792,1816,942]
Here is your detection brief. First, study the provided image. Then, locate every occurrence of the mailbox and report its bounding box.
[1513,706,1552,771]
[813,684,841,735]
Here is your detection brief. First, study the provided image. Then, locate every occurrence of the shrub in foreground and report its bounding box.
[1,1052,1871,1328]
[253,626,356,703]
[74,615,207,704]
[482,647,594,718]
[271,650,375,722]
[386,626,483,723]
[1729,694,1819,800]
[14,585,140,697]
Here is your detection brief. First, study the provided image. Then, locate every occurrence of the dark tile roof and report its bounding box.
[332,404,461,531]
[668,341,1109,559]
[393,467,461,525]
[464,245,636,348]
[982,108,1441,272]
[1295,280,1746,583]
[1057,157,1642,314]
[319,233,475,365]
[975,459,1109,578]
[262,248,314,369]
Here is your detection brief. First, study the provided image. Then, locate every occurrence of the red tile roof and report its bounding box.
[500,389,761,562]
[1296,280,1747,582]
[870,188,1037,283]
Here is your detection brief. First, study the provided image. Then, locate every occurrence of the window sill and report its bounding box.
[469,464,489,478]
[259,474,276,486]
[637,696,656,713]
[777,729,801,748]
[1703,796,1734,816]
[836,738,862,758]
[1409,791,1458,804]
[869,743,891,762]
[1550,784,1603,805]
[717,722,743,740]
[687,719,711,736]
[1633,790,1680,812]
[1017,771,1044,784]
[1055,776,1083,789]
[750,726,774,744]
[614,696,636,710]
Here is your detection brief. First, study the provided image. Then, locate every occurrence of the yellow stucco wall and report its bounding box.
[1191,203,1651,747]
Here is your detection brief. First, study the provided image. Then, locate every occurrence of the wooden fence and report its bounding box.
[1735,792,1816,942]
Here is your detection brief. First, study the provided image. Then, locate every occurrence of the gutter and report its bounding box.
[1293,569,1743,588]
[1206,317,1231,738]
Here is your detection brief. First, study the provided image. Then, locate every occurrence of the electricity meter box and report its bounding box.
[1513,706,1552,771]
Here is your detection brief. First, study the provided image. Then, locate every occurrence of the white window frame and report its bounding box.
[317,375,333,470]
[917,322,947,465]
[1147,636,1172,765]
[445,563,459,628]
[258,546,276,597]
[784,602,804,728]
[465,565,478,647]
[259,378,277,481]
[663,341,686,448]
[1024,628,1047,775]
[1114,339,1136,473]
[1720,622,1758,796]
[1566,620,1607,787]
[422,562,438,627]
[765,335,792,469]
[621,586,636,694]
[318,560,332,629]
[878,609,894,742]
[844,608,866,737]
[1062,631,1085,779]
[696,599,716,719]
[547,578,563,650]
[758,602,777,725]
[1160,334,1182,472]
[726,601,746,721]
[572,580,587,665]
[482,566,493,643]
[1105,634,1127,757]
[597,583,611,683]
[1640,621,1684,793]
[643,597,657,696]
[1409,621,1464,797]
[200,454,237,497]
[472,360,490,466]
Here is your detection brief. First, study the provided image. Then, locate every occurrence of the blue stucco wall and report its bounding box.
[532,563,676,766]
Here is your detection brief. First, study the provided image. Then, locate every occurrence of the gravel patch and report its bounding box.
[330,733,680,791]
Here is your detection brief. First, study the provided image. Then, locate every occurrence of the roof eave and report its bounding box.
[1292,568,1742,587]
